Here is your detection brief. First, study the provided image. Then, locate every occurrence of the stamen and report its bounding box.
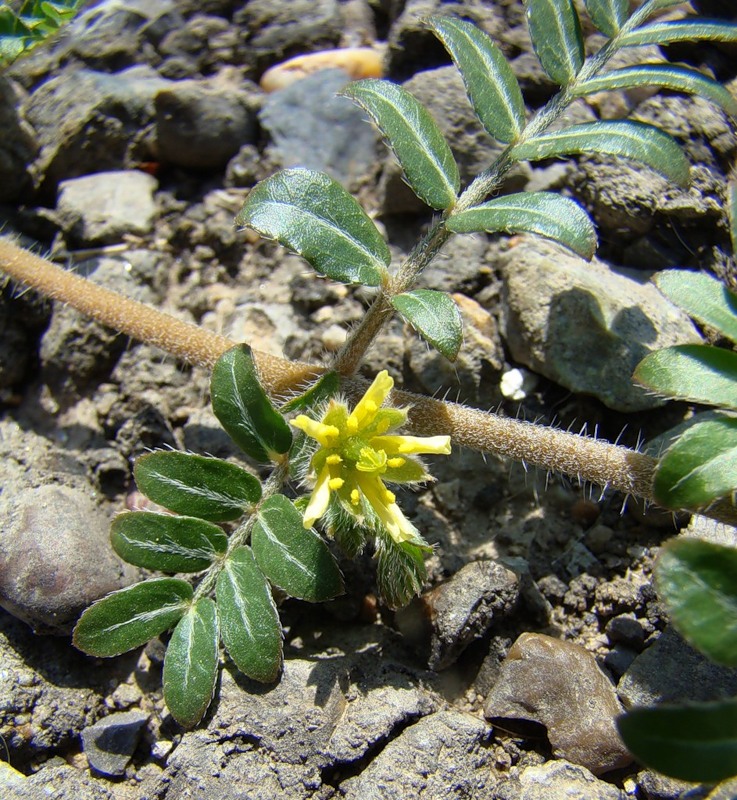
[326,454,343,465]
[329,477,345,490]
[350,489,361,506]
[387,457,405,468]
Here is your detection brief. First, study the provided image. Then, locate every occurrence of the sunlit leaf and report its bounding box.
[111,512,227,573]
[280,371,341,413]
[236,169,389,286]
[655,538,737,666]
[163,597,219,728]
[428,16,525,143]
[510,120,689,186]
[390,289,463,361]
[73,578,192,657]
[619,20,737,48]
[341,79,460,210]
[211,344,292,463]
[216,546,282,682]
[583,0,628,37]
[447,192,597,259]
[134,451,261,522]
[525,0,584,86]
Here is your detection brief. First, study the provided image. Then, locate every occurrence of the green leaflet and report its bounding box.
[525,0,584,86]
[341,79,460,210]
[236,169,389,286]
[652,412,737,510]
[510,120,689,186]
[111,512,227,573]
[618,698,737,784]
[281,371,341,413]
[251,494,344,602]
[73,578,192,657]
[211,344,293,463]
[163,597,220,728]
[216,546,282,683]
[655,538,737,667]
[583,0,628,37]
[390,289,463,362]
[428,16,525,144]
[447,192,597,260]
[0,0,85,65]
[619,19,737,48]
[654,270,737,344]
[574,65,737,121]
[634,344,737,410]
[134,450,262,522]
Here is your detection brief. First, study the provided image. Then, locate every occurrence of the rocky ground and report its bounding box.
[1,1,737,798]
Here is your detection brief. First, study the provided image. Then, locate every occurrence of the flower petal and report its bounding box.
[302,464,332,528]
[348,370,393,431]
[371,434,451,456]
[356,474,419,544]
[291,414,340,448]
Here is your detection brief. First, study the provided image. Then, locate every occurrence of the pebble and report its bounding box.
[260,47,383,91]
[82,710,149,777]
[495,759,627,800]
[484,633,632,775]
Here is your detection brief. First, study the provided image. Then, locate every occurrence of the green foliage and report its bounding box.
[524,0,584,86]
[583,0,628,37]
[0,0,84,65]
[390,289,463,361]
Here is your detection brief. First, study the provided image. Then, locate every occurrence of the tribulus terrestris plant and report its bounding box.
[2,0,737,744]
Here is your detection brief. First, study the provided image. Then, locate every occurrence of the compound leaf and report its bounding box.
[216,546,282,682]
[634,344,737,409]
[341,79,460,210]
[525,0,584,86]
[654,270,737,343]
[236,168,389,286]
[618,698,737,784]
[583,0,628,37]
[510,120,689,186]
[447,192,597,259]
[428,16,525,143]
[252,494,344,602]
[73,578,192,657]
[574,65,737,120]
[135,450,261,522]
[619,19,737,48]
[111,512,227,573]
[652,412,737,510]
[163,597,219,728]
[390,289,463,361]
[211,344,293,463]
[655,538,737,666]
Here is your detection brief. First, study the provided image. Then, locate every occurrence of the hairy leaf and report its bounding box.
[375,531,427,609]
[525,0,584,85]
[281,371,341,413]
[0,0,85,65]
[390,289,463,361]
[111,512,227,573]
[618,698,737,783]
[428,16,525,143]
[216,546,282,682]
[211,344,293,463]
[163,597,219,728]
[510,120,689,186]
[619,20,737,48]
[652,412,737,510]
[574,65,737,120]
[447,192,597,259]
[655,538,737,666]
[583,0,628,37]
[634,344,737,409]
[236,169,389,286]
[73,578,192,657]
[251,494,344,602]
[654,270,737,343]
[341,79,460,210]
[135,451,261,522]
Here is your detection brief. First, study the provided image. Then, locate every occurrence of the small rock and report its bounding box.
[0,76,38,202]
[636,768,712,800]
[260,47,383,92]
[604,645,639,680]
[484,633,632,775]
[81,710,148,777]
[498,238,703,412]
[395,559,519,670]
[605,616,645,652]
[495,760,627,800]
[56,170,158,245]
[11,761,116,800]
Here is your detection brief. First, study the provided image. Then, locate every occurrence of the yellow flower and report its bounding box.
[291,371,451,544]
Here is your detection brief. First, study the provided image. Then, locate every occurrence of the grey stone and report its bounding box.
[636,769,711,800]
[618,626,737,708]
[605,616,645,652]
[484,633,632,775]
[395,559,519,670]
[498,238,703,412]
[9,762,115,800]
[57,170,158,245]
[495,760,627,800]
[0,484,135,633]
[260,68,379,188]
[340,710,494,799]
[0,77,38,202]
[82,710,149,777]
